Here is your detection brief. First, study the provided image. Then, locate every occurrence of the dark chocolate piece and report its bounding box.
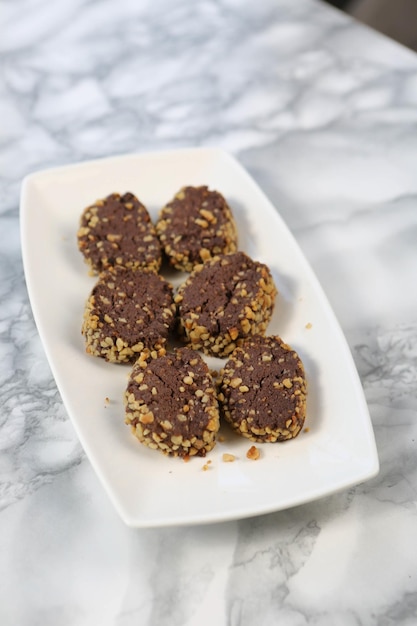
[125,347,220,457]
[174,251,277,357]
[77,192,162,274]
[218,335,307,442]
[82,266,175,363]
[155,186,238,271]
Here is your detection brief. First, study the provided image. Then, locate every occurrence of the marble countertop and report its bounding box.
[1,0,417,624]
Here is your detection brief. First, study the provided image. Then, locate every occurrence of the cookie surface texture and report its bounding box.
[155,186,238,271]
[77,192,162,274]
[218,335,307,442]
[175,251,277,357]
[125,347,220,457]
[82,267,175,363]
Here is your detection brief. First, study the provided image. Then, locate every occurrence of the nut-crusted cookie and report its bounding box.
[125,347,220,458]
[218,335,307,442]
[174,251,277,357]
[77,192,162,274]
[155,186,238,271]
[82,266,175,363]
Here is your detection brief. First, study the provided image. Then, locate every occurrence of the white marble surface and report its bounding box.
[1,0,417,623]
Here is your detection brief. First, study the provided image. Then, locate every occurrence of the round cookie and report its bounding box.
[77,192,162,274]
[174,251,277,357]
[125,347,220,458]
[82,267,175,364]
[155,185,238,271]
[218,335,307,442]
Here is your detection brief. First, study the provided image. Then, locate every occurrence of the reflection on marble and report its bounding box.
[1,0,417,623]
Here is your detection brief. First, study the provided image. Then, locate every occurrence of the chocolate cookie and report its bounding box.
[82,267,175,364]
[155,186,238,271]
[174,251,277,357]
[218,335,307,442]
[125,347,220,458]
[77,192,162,274]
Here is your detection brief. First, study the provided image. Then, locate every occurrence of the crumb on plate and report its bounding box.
[246,445,260,460]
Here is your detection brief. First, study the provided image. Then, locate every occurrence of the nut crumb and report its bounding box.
[218,435,226,443]
[202,463,211,471]
[304,427,310,433]
[246,445,260,460]
[222,453,235,463]
[305,322,312,329]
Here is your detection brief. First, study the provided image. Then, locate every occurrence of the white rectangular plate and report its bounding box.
[20,148,379,527]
